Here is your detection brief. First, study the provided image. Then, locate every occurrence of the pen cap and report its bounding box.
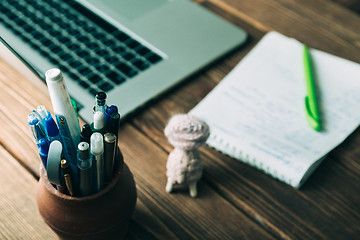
[61,159,69,170]
[93,111,105,130]
[77,142,91,169]
[37,105,49,119]
[78,142,90,159]
[104,133,117,161]
[28,112,46,143]
[80,124,92,143]
[94,92,107,113]
[90,132,104,155]
[105,105,118,125]
[104,133,116,144]
[44,112,59,137]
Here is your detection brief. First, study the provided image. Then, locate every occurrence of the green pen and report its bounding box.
[303,45,322,131]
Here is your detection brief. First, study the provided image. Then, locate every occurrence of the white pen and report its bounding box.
[45,68,81,173]
[90,132,104,192]
[91,111,105,134]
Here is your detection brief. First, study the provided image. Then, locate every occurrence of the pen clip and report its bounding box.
[304,96,321,131]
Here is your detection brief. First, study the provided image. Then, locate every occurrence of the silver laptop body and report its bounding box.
[0,0,247,122]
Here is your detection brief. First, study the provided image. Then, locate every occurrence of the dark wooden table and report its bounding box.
[1,0,360,239]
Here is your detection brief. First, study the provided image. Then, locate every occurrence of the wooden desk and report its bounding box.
[1,0,359,239]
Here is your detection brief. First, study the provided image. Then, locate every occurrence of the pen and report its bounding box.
[104,133,117,183]
[61,159,74,196]
[108,112,120,149]
[27,112,47,144]
[91,111,106,134]
[37,106,61,142]
[37,105,48,119]
[94,92,107,114]
[77,142,93,197]
[303,45,322,131]
[45,68,81,175]
[104,105,118,129]
[46,140,63,186]
[38,138,50,169]
[90,132,104,192]
[109,112,120,137]
[80,124,92,143]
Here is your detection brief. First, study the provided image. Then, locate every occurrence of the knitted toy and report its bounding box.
[164,114,210,197]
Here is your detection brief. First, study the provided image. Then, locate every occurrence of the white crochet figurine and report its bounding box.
[164,114,210,198]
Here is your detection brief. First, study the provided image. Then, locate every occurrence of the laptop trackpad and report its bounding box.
[99,0,169,20]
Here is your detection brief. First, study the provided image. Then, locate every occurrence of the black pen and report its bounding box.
[109,112,120,138]
[104,105,118,131]
[80,124,92,143]
[104,133,117,183]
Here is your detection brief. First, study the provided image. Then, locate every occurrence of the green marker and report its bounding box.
[303,45,322,131]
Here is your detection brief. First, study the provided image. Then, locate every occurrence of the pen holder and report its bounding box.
[36,149,137,240]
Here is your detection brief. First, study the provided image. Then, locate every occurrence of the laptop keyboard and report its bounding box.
[0,0,163,95]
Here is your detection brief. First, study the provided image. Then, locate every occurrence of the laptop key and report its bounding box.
[89,88,98,96]
[89,74,102,84]
[116,63,138,77]
[125,39,140,49]
[132,59,149,71]
[99,82,114,92]
[77,49,90,58]
[115,32,130,42]
[146,53,162,64]
[96,64,110,73]
[86,57,100,65]
[122,52,135,61]
[107,71,126,85]
[104,56,119,65]
[136,46,151,56]
[78,80,90,89]
[79,67,91,75]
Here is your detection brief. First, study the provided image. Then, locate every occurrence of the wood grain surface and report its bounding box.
[0,147,56,239]
[0,0,359,239]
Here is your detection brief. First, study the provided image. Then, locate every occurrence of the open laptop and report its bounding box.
[0,0,247,123]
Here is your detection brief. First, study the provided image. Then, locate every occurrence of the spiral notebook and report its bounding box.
[190,32,360,188]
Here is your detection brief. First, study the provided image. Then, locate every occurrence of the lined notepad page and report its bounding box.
[190,32,360,188]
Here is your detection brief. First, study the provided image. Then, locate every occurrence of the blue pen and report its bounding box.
[37,106,61,142]
[45,113,61,142]
[104,105,118,129]
[38,138,50,169]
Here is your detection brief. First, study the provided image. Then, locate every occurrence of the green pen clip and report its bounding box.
[303,44,322,131]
